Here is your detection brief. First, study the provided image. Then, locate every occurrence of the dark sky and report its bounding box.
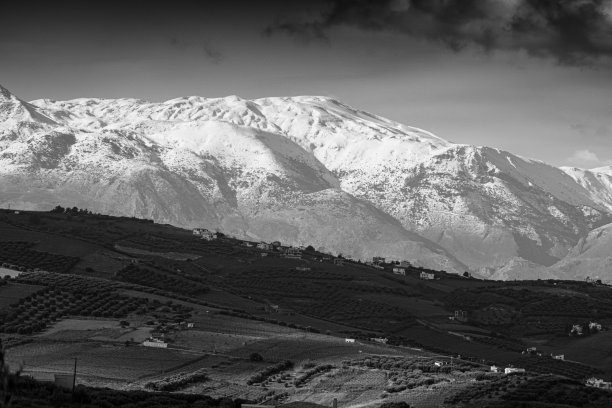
[2,0,612,168]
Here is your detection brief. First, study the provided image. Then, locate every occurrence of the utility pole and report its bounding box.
[72,358,77,392]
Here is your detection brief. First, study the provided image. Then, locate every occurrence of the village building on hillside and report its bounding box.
[193,228,217,241]
[372,256,385,265]
[398,260,412,268]
[370,337,388,344]
[586,378,612,389]
[454,310,468,322]
[257,242,272,250]
[551,354,564,360]
[589,321,603,332]
[345,338,355,343]
[570,324,584,336]
[143,337,168,348]
[287,247,302,255]
[392,267,406,275]
[420,271,435,280]
[504,367,525,374]
[490,365,500,373]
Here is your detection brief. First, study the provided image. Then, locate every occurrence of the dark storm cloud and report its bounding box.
[265,0,612,65]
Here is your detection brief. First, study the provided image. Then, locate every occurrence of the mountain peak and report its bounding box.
[0,84,19,102]
[591,165,612,176]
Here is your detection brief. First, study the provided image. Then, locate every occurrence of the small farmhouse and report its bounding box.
[589,321,603,331]
[392,267,406,275]
[570,324,584,336]
[504,367,525,374]
[193,228,217,241]
[345,338,355,343]
[586,378,612,389]
[370,337,388,344]
[551,354,564,360]
[420,271,435,280]
[257,242,272,250]
[143,337,168,348]
[454,310,468,322]
[490,365,500,373]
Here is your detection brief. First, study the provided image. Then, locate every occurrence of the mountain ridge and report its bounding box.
[1,84,611,279]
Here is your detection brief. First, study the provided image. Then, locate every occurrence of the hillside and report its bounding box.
[1,209,612,407]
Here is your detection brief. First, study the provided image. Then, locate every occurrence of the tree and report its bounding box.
[305,245,315,252]
[50,205,65,213]
[1,339,21,408]
[249,352,264,362]
[463,271,471,278]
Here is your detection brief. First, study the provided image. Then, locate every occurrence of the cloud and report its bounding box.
[264,0,612,66]
[567,149,612,168]
[168,37,224,64]
[571,123,612,140]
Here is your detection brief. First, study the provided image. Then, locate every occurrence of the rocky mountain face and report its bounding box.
[1,84,611,279]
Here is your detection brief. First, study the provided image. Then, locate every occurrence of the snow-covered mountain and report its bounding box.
[1,84,611,279]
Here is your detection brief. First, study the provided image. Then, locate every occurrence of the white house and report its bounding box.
[370,337,388,344]
[392,267,406,275]
[570,324,584,336]
[589,321,603,332]
[287,247,302,255]
[504,367,525,374]
[193,228,217,241]
[586,378,612,389]
[345,338,355,343]
[490,365,500,373]
[143,337,168,348]
[420,271,435,280]
[257,242,272,250]
[552,354,564,360]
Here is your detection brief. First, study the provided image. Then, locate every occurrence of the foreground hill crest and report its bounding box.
[2,84,612,279]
